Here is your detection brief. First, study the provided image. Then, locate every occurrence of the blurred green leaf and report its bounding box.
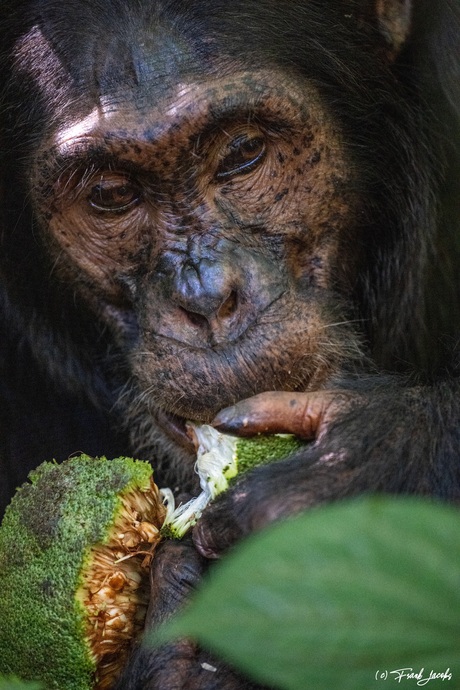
[0,678,43,690]
[158,497,460,690]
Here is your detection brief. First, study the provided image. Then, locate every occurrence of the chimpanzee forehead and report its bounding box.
[27,0,362,100]
[13,6,311,130]
[50,69,316,161]
[24,7,217,102]
[14,23,308,141]
[10,0,385,155]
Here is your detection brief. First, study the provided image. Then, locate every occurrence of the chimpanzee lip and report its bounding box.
[155,408,196,454]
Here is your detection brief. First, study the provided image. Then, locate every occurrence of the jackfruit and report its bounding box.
[0,429,304,688]
[0,455,165,690]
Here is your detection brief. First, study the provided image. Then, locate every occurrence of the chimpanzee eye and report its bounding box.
[216,133,266,180]
[88,176,141,212]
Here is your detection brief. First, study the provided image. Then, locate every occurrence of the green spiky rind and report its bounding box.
[232,434,305,477]
[0,454,153,690]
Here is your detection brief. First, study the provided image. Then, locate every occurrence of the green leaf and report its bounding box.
[158,496,460,690]
[0,678,43,690]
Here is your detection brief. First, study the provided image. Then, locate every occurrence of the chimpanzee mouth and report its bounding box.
[155,408,196,454]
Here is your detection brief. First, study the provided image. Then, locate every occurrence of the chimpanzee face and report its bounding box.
[15,13,362,432]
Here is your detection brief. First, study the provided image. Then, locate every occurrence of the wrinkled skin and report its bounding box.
[1,0,460,688]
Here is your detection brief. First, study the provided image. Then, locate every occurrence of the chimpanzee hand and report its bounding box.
[115,537,271,690]
[193,384,460,559]
[211,390,357,440]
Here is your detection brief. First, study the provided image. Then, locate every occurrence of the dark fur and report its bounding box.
[0,1,459,688]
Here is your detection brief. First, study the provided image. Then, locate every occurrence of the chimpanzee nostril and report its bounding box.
[217,290,238,320]
[179,307,209,330]
[178,289,238,329]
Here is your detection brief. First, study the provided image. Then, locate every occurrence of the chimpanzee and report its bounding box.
[0,0,459,687]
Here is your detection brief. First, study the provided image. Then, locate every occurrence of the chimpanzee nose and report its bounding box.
[152,240,286,348]
[172,259,240,328]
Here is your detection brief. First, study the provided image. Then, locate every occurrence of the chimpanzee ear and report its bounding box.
[375,0,412,55]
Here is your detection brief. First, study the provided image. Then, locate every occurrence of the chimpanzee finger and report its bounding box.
[192,490,247,560]
[145,536,207,627]
[212,390,356,439]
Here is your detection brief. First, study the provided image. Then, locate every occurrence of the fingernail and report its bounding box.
[212,414,258,438]
[211,410,239,433]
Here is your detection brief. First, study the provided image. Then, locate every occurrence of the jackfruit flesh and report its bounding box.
[161,423,304,537]
[0,455,165,690]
